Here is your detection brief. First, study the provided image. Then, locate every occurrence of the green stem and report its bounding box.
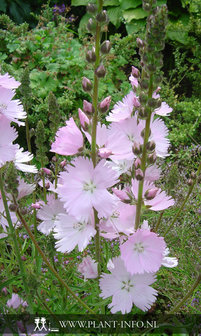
[164,162,201,237]
[25,118,31,154]
[15,207,95,313]
[41,159,47,203]
[0,171,33,313]
[168,273,201,314]
[155,210,164,232]
[91,0,103,274]
[135,75,153,230]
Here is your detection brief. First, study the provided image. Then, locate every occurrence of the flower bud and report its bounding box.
[95,64,106,78]
[2,287,8,295]
[99,96,111,113]
[187,178,193,186]
[30,128,35,138]
[140,79,149,90]
[9,204,17,212]
[135,168,144,181]
[87,18,96,33]
[146,140,156,152]
[145,188,158,200]
[42,167,52,175]
[98,148,112,159]
[82,77,92,92]
[60,159,67,168]
[21,255,27,261]
[100,40,111,54]
[83,100,94,115]
[21,208,28,215]
[87,3,98,14]
[136,38,144,48]
[131,66,139,78]
[148,152,157,164]
[155,99,162,108]
[190,171,196,179]
[147,97,158,108]
[138,107,149,119]
[147,64,157,72]
[86,48,96,63]
[45,182,50,189]
[139,93,148,105]
[134,158,141,169]
[31,202,41,209]
[96,10,108,23]
[132,142,141,155]
[78,108,90,129]
[52,155,57,162]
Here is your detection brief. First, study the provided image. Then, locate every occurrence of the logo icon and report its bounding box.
[34,317,47,331]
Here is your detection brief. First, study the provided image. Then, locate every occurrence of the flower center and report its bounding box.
[121,279,133,292]
[133,242,144,253]
[73,221,87,231]
[83,180,96,193]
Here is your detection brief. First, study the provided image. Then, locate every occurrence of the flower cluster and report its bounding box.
[0,73,37,173]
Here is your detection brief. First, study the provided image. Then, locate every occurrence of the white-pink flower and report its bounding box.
[37,194,66,235]
[162,248,178,268]
[106,91,139,122]
[155,102,172,116]
[0,73,20,89]
[120,229,166,274]
[51,117,83,156]
[17,178,35,200]
[149,118,170,157]
[78,256,98,280]
[54,213,96,252]
[132,179,174,211]
[14,147,38,173]
[99,257,157,313]
[0,87,26,126]
[7,293,27,309]
[144,164,161,182]
[0,116,18,168]
[57,157,118,220]
[129,74,139,89]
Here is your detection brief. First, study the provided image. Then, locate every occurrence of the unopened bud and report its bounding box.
[21,208,28,215]
[131,66,139,78]
[146,141,156,152]
[132,142,141,155]
[95,64,106,78]
[2,287,8,295]
[134,158,141,169]
[155,99,162,108]
[98,148,112,158]
[87,18,96,33]
[82,77,92,92]
[148,98,157,108]
[135,168,144,181]
[148,152,157,164]
[78,108,90,129]
[147,64,157,72]
[87,3,98,14]
[86,48,96,63]
[96,10,108,23]
[187,178,193,186]
[21,255,27,261]
[140,79,149,90]
[100,40,111,54]
[139,93,148,105]
[9,204,17,212]
[99,96,111,113]
[45,182,50,189]
[42,168,52,175]
[138,107,149,119]
[30,128,35,138]
[31,202,41,209]
[60,159,67,168]
[136,38,144,48]
[83,100,94,115]
[145,188,158,200]
[52,156,57,162]
[190,171,196,179]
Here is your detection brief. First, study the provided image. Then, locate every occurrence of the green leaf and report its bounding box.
[0,0,7,12]
[120,0,142,10]
[123,8,147,22]
[0,276,21,291]
[104,0,120,6]
[166,30,188,45]
[78,12,91,35]
[71,0,90,6]
[126,18,146,34]
[107,6,122,27]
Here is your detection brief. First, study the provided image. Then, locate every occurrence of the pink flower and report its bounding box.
[0,116,18,168]
[106,159,133,176]
[144,164,161,182]
[57,157,118,220]
[129,74,139,89]
[100,202,135,239]
[51,117,83,156]
[120,229,166,274]
[155,102,172,116]
[132,179,174,211]
[106,91,140,122]
[149,118,170,158]
[14,147,38,173]
[31,202,42,209]
[0,73,20,89]
[78,256,98,280]
[99,257,157,313]
[7,293,27,309]
[162,248,178,268]
[54,213,96,252]
[0,87,26,125]
[17,178,35,200]
[37,194,66,235]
